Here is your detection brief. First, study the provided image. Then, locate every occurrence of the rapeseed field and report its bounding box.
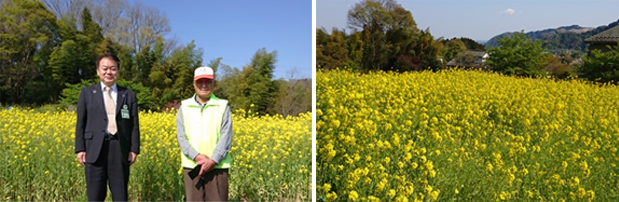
[0,109,311,201]
[317,69,619,201]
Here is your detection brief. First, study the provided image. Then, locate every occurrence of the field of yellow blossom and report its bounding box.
[0,108,311,201]
[317,69,619,201]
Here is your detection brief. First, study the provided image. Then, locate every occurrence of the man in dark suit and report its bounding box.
[75,53,140,201]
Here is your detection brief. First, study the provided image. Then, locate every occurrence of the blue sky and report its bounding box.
[129,0,312,80]
[317,0,619,42]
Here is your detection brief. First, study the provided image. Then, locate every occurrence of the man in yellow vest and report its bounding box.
[176,66,232,201]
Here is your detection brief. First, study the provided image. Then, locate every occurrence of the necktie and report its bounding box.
[104,86,117,135]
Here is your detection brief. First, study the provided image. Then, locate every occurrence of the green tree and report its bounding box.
[49,39,82,101]
[59,79,96,110]
[132,36,165,85]
[359,26,389,71]
[347,0,418,71]
[441,38,467,64]
[486,31,548,77]
[148,60,174,108]
[344,0,444,72]
[347,0,417,34]
[81,7,103,48]
[212,63,242,110]
[411,29,442,71]
[579,41,619,83]
[346,31,364,71]
[77,7,104,80]
[206,57,223,74]
[148,40,203,109]
[316,28,329,69]
[245,48,278,115]
[134,41,155,84]
[221,65,252,113]
[0,0,59,105]
[214,48,278,115]
[116,79,156,111]
[48,8,105,103]
[170,41,204,100]
[316,28,350,70]
[386,27,417,72]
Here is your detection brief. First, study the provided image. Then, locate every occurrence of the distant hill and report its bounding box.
[484,19,619,53]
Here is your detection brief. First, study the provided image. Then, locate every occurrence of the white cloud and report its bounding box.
[501,8,516,15]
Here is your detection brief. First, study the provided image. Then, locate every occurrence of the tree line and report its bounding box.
[317,0,486,73]
[0,0,311,117]
[318,0,619,84]
[317,0,436,72]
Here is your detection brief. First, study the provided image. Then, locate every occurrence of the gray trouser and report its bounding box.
[183,168,229,201]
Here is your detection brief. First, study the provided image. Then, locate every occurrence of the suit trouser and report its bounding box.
[85,138,129,201]
[183,168,229,201]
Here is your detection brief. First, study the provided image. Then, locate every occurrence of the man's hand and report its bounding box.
[129,152,138,166]
[194,154,217,176]
[77,152,86,166]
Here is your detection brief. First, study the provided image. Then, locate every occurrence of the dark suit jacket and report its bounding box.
[75,84,140,164]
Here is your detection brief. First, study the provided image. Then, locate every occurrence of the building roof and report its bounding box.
[585,25,619,43]
[446,60,457,66]
[466,50,488,57]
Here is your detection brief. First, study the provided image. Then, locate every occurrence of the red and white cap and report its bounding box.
[194,66,215,80]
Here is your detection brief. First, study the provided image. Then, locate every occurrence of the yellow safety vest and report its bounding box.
[180,94,231,169]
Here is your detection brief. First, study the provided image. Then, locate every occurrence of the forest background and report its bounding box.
[0,0,312,117]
